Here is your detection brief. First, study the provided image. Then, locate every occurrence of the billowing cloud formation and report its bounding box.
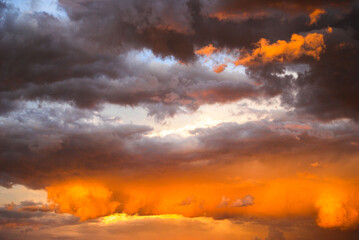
[236,33,325,66]
[316,191,359,230]
[1,103,359,228]
[47,182,120,221]
[0,0,358,120]
[0,0,359,239]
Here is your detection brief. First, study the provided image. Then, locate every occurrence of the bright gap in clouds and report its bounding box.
[129,47,246,74]
[5,0,68,19]
[197,50,246,74]
[101,96,287,137]
[130,48,178,66]
[0,185,47,206]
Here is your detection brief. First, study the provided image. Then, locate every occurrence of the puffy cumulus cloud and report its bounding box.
[29,172,359,229]
[231,195,254,207]
[316,191,359,230]
[236,32,326,66]
[47,181,121,221]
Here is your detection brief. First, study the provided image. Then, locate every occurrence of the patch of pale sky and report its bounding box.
[0,185,47,206]
[5,0,68,19]
[101,97,287,138]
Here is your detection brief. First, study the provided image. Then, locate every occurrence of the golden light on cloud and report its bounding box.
[42,165,359,230]
[1,1,358,239]
[213,64,227,73]
[316,191,359,230]
[47,181,120,221]
[309,9,327,25]
[236,33,325,66]
[195,44,217,56]
[208,11,269,21]
[102,213,184,224]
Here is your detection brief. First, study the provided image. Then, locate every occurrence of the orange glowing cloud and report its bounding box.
[316,191,359,230]
[213,64,227,73]
[47,181,120,221]
[309,9,326,25]
[195,44,217,56]
[43,171,359,231]
[236,32,325,66]
[41,154,359,229]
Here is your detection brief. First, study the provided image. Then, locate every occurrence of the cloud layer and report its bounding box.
[0,0,359,239]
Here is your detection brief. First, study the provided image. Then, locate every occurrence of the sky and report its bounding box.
[0,0,359,239]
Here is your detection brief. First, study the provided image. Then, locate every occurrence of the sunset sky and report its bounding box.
[0,0,359,239]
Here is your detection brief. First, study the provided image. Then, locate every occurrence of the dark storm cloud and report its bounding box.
[0,0,358,121]
[0,4,128,91]
[0,64,262,120]
[0,101,358,189]
[57,0,352,57]
[0,1,265,119]
[241,26,359,121]
[59,0,196,60]
[0,1,359,239]
[288,29,359,121]
[209,0,353,12]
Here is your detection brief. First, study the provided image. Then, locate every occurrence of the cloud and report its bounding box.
[231,195,254,207]
[0,1,359,238]
[195,44,218,56]
[1,104,358,189]
[285,28,359,121]
[217,196,230,208]
[0,201,79,231]
[0,0,357,122]
[1,104,358,225]
[236,32,325,66]
[213,64,227,73]
[47,181,121,221]
[316,191,359,230]
[309,9,326,25]
[209,0,352,14]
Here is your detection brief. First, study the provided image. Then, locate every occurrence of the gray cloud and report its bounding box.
[231,195,254,207]
[0,101,358,189]
[0,0,358,122]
